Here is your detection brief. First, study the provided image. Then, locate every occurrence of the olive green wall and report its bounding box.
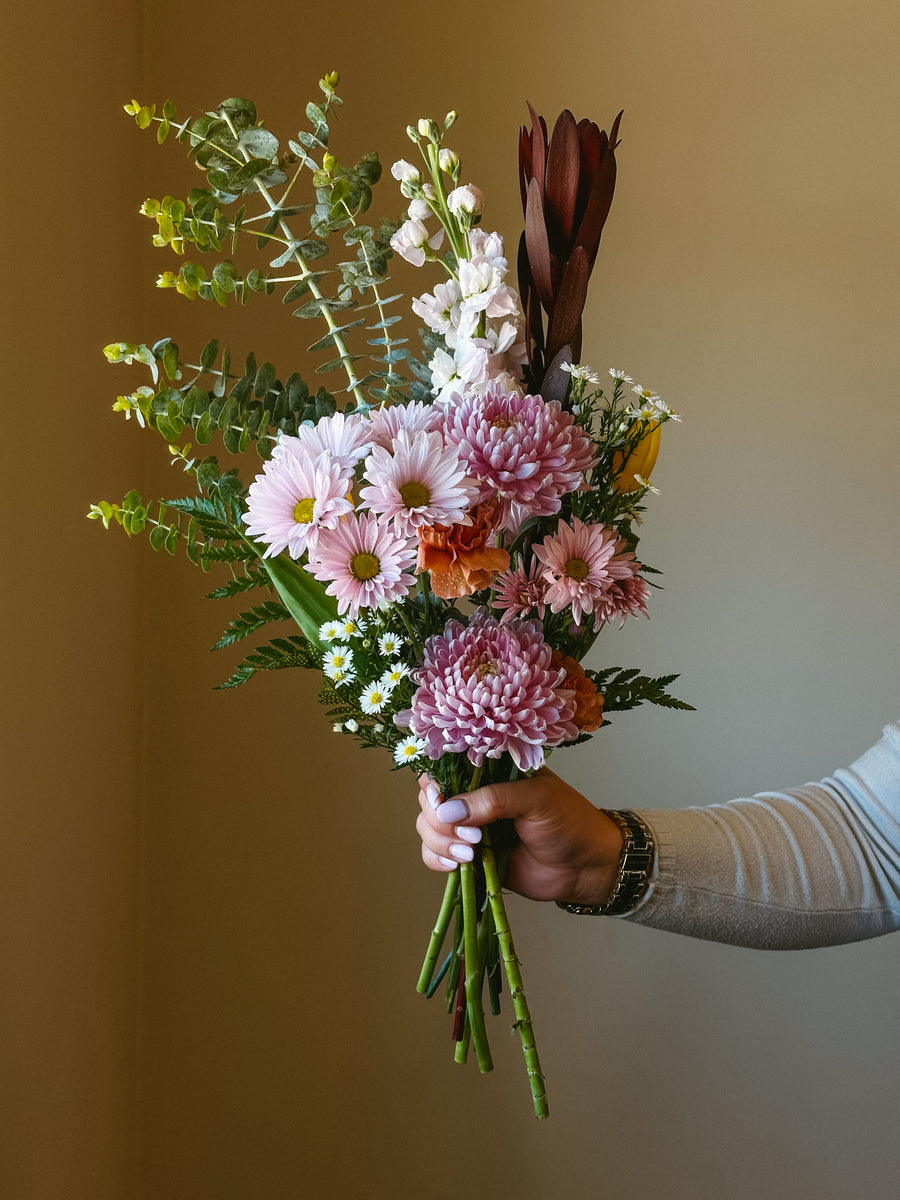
[4,2,899,1197]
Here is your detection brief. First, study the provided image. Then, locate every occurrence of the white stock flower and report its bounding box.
[391,159,421,184]
[447,184,484,216]
[390,218,445,267]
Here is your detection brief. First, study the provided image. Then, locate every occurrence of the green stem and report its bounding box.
[417,870,459,993]
[459,861,493,1073]
[482,826,549,1119]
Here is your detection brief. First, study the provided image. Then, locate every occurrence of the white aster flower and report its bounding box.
[340,619,359,638]
[324,647,355,679]
[393,735,426,765]
[380,663,411,688]
[319,620,344,642]
[378,632,405,655]
[609,368,633,383]
[634,475,661,495]
[632,384,660,404]
[360,682,391,714]
[561,362,601,385]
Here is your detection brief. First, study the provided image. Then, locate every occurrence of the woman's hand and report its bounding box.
[416,768,625,906]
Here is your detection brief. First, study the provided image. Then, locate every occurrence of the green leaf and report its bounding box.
[258,551,338,651]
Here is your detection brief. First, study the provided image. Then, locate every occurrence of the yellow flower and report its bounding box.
[613,421,661,494]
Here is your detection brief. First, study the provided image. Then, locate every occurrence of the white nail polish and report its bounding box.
[450,843,474,863]
[454,825,481,844]
[426,782,441,808]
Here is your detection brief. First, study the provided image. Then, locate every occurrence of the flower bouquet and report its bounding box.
[90,74,691,1118]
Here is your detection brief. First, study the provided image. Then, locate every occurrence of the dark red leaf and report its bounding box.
[574,145,618,267]
[524,177,554,311]
[546,245,589,364]
[544,109,581,247]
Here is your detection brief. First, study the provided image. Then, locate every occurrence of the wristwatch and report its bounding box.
[555,809,655,916]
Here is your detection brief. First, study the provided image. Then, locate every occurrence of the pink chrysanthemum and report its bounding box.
[442,390,595,526]
[400,610,578,772]
[359,430,477,537]
[594,571,651,627]
[243,451,354,559]
[492,559,548,623]
[367,400,444,450]
[308,512,417,617]
[533,517,639,626]
[274,410,372,473]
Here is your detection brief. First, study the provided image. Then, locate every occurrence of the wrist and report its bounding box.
[557,810,655,916]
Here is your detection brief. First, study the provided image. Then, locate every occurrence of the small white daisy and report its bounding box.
[360,683,391,714]
[393,735,426,765]
[378,632,405,656]
[340,619,360,638]
[324,647,355,680]
[560,362,601,385]
[319,620,343,642]
[632,384,661,404]
[329,667,357,686]
[634,475,661,495]
[609,368,633,383]
[380,663,410,689]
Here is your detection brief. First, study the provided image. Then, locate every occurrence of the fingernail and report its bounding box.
[449,842,474,863]
[437,798,469,824]
[425,782,441,809]
[438,856,458,869]
[454,825,481,845]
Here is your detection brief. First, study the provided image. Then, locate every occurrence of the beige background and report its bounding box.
[3,1,899,1197]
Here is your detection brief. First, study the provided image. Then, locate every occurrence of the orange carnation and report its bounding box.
[551,651,604,732]
[417,499,511,600]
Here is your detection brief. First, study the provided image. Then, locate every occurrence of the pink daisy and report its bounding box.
[399,610,578,772]
[243,452,354,559]
[492,559,548,623]
[532,517,638,626]
[594,571,651,627]
[367,400,444,450]
[275,410,372,473]
[307,511,417,617]
[359,430,478,537]
[442,390,595,526]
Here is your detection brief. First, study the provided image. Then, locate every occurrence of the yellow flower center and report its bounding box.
[349,551,381,582]
[293,497,315,524]
[474,659,498,679]
[564,557,590,582]
[491,416,516,430]
[399,480,432,509]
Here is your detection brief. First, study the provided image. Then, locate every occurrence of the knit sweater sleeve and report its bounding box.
[623,721,900,949]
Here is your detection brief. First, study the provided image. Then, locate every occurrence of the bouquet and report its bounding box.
[90,73,690,1118]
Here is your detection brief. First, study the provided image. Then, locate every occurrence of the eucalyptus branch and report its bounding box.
[219,109,367,408]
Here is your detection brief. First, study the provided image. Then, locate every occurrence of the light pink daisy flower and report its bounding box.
[243,452,354,559]
[274,410,372,473]
[492,559,548,623]
[359,430,478,537]
[442,390,595,526]
[594,571,651,627]
[308,511,417,617]
[367,400,444,450]
[398,610,578,773]
[533,517,639,626]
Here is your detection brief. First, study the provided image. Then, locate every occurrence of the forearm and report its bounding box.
[621,723,900,950]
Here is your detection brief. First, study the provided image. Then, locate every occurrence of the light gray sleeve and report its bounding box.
[623,722,900,949]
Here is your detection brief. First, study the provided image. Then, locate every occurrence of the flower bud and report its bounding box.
[439,148,459,176]
[444,110,458,129]
[613,422,662,493]
[417,118,441,141]
[447,184,484,216]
